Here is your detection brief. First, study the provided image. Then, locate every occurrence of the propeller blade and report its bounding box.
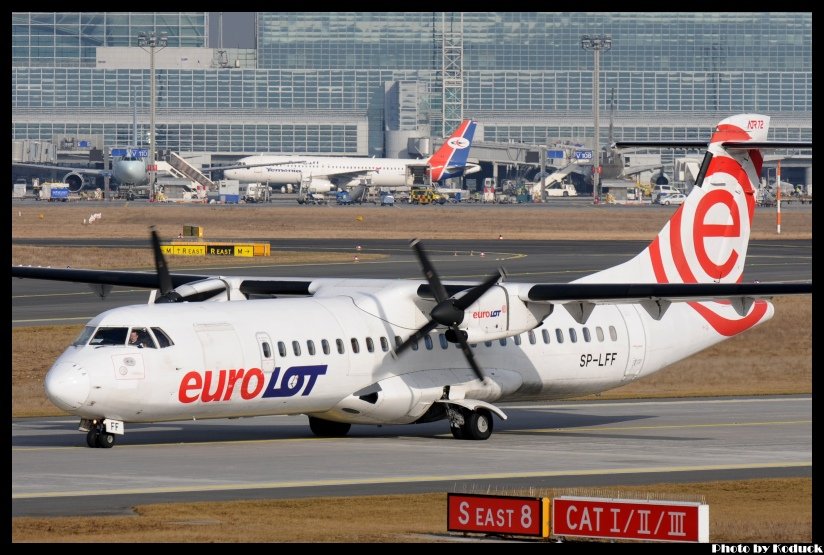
[411,239,449,303]
[150,227,173,295]
[393,320,439,357]
[453,269,502,311]
[455,329,485,381]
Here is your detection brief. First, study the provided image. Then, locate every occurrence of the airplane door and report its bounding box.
[616,305,646,379]
[194,323,244,371]
[256,332,275,373]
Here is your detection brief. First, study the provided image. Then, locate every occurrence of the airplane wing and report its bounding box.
[11,266,314,300]
[11,266,211,289]
[419,281,812,306]
[522,282,812,303]
[12,162,107,176]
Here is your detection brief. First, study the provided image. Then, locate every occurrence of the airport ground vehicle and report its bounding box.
[410,188,446,205]
[37,181,70,201]
[659,193,687,206]
[543,182,578,197]
[336,191,354,205]
[651,184,681,203]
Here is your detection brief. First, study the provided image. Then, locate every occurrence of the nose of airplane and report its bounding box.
[44,362,90,411]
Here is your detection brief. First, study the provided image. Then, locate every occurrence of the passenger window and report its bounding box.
[439,334,448,349]
[380,337,389,352]
[394,336,402,349]
[499,338,507,346]
[278,341,287,357]
[569,328,577,343]
[366,337,374,353]
[542,329,550,344]
[292,340,301,356]
[151,327,174,348]
[351,338,360,354]
[514,334,522,346]
[596,326,605,342]
[321,339,330,355]
[555,329,564,344]
[411,339,419,351]
[609,326,618,341]
[484,341,493,347]
[336,338,345,354]
[307,340,316,356]
[262,342,272,358]
[583,327,591,343]
[424,335,433,350]
[528,330,536,345]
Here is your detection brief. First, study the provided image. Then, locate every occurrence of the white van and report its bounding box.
[652,184,681,203]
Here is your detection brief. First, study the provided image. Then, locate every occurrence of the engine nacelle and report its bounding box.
[62,172,86,192]
[307,178,334,193]
[164,278,231,303]
[456,285,550,341]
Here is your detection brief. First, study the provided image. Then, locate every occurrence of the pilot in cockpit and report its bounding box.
[128,330,144,348]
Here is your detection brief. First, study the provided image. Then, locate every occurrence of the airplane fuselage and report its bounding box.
[225,156,425,190]
[112,158,148,186]
[46,280,769,427]
[224,156,480,191]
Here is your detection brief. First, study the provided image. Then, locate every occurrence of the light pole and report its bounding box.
[138,31,168,201]
[581,34,612,200]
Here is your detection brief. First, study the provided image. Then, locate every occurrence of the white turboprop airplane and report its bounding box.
[11,114,811,448]
[221,119,480,194]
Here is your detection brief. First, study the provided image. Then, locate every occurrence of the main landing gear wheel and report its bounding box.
[308,416,352,437]
[461,409,493,440]
[449,407,494,440]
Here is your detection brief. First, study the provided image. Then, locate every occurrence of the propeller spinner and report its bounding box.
[393,239,502,381]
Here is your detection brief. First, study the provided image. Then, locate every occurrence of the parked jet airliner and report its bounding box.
[11,114,811,448]
[13,105,148,193]
[222,120,480,194]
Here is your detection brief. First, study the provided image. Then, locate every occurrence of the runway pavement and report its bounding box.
[12,396,812,517]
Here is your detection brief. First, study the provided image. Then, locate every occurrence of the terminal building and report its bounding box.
[12,12,812,190]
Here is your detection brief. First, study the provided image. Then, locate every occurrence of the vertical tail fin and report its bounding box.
[428,119,478,182]
[582,114,789,285]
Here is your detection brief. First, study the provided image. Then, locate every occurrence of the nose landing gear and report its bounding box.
[83,420,118,448]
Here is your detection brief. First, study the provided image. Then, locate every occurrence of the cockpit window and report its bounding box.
[72,326,97,347]
[89,327,129,346]
[82,326,171,348]
[129,327,157,349]
[151,327,174,348]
